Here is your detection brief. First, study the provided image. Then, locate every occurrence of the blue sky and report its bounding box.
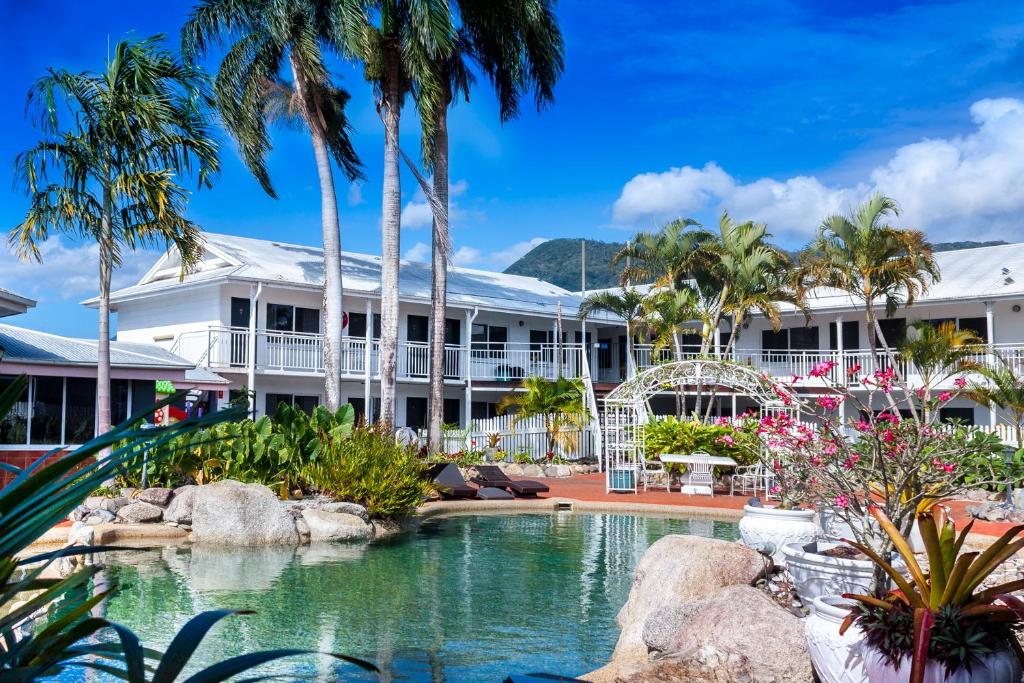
[2,0,1024,336]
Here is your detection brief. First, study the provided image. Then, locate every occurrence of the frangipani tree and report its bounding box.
[10,36,218,438]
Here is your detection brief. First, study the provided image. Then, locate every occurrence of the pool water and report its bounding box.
[91,512,738,681]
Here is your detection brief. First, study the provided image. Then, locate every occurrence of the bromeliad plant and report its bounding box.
[841,506,1024,683]
[0,376,376,680]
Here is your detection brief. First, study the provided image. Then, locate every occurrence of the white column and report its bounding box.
[834,314,845,385]
[986,301,997,428]
[464,308,477,428]
[363,298,372,422]
[246,283,262,418]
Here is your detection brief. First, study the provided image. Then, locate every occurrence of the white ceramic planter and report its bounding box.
[738,504,817,564]
[863,646,1023,683]
[818,508,925,553]
[783,541,905,603]
[805,596,868,683]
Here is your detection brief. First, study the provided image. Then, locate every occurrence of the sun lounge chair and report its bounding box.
[426,463,478,499]
[476,486,514,500]
[471,465,549,496]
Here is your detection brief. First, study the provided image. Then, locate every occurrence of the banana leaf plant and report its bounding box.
[0,376,377,680]
[840,505,1024,683]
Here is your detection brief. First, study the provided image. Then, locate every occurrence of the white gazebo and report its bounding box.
[601,359,799,493]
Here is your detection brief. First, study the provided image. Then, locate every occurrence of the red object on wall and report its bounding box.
[343,311,349,328]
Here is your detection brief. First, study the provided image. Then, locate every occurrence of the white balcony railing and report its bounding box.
[173,327,586,382]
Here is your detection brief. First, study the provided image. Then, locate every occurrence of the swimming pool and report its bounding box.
[93,512,739,680]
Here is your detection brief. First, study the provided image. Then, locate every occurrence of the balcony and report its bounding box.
[632,343,1024,387]
[172,326,586,382]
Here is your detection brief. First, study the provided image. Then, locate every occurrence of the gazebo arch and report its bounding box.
[602,359,798,493]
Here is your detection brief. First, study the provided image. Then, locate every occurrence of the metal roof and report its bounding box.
[0,323,199,369]
[92,233,623,322]
[0,288,37,318]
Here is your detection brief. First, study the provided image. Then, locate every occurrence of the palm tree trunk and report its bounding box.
[292,56,344,411]
[97,188,113,441]
[379,59,402,427]
[427,98,451,452]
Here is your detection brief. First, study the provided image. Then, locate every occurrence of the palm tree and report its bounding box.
[10,36,218,439]
[967,356,1024,450]
[639,289,699,416]
[353,1,454,427]
[797,194,939,372]
[578,288,646,379]
[182,0,364,413]
[900,320,981,416]
[497,376,589,460]
[613,218,710,291]
[418,0,564,451]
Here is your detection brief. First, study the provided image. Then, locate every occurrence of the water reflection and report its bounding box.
[89,512,737,681]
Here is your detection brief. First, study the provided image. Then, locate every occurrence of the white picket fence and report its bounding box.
[438,413,598,462]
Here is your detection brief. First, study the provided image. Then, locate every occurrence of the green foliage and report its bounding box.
[302,423,430,519]
[498,376,590,458]
[0,379,375,679]
[504,238,627,289]
[642,416,758,466]
[115,403,355,496]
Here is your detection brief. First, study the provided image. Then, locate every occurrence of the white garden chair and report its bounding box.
[684,452,715,496]
[641,458,670,491]
[730,463,764,496]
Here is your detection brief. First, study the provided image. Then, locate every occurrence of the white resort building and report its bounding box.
[1,236,1022,465]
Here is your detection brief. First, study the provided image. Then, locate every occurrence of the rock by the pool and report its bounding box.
[137,487,174,507]
[611,535,764,665]
[117,501,164,524]
[67,521,95,546]
[317,501,370,522]
[85,510,116,525]
[163,485,196,524]
[624,585,813,682]
[100,497,131,513]
[191,480,299,546]
[300,508,373,542]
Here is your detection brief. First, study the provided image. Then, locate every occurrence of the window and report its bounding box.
[407,315,429,343]
[828,321,860,350]
[0,376,28,444]
[31,377,63,445]
[294,395,319,414]
[472,324,507,357]
[789,326,819,351]
[347,312,381,339]
[444,319,461,345]
[111,379,131,426]
[266,393,292,416]
[228,389,250,412]
[406,397,427,429]
[761,329,788,352]
[230,297,251,328]
[471,401,500,420]
[443,398,460,425]
[349,397,380,423]
[265,393,319,416]
[940,407,975,425]
[957,317,988,343]
[266,303,319,334]
[877,318,906,347]
[64,378,96,444]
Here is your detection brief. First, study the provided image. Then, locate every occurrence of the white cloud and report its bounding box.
[346,182,364,206]
[612,98,1024,241]
[400,179,477,230]
[402,237,548,270]
[0,236,157,302]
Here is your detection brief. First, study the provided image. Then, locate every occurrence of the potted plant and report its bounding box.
[805,595,868,683]
[839,506,1024,683]
[737,411,817,564]
[484,432,501,461]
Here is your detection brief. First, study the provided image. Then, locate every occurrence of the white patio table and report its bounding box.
[658,453,738,495]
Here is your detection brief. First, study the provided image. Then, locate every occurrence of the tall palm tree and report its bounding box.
[968,356,1024,451]
[353,0,454,427]
[183,0,364,413]
[639,289,699,416]
[417,0,564,451]
[10,36,218,439]
[797,194,938,372]
[578,288,646,379]
[613,218,710,291]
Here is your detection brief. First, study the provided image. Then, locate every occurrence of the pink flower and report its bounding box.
[954,377,967,388]
[717,434,735,446]
[816,395,843,411]
[846,363,862,377]
[938,391,952,402]
[854,420,871,432]
[834,494,849,509]
[810,360,837,378]
[769,484,781,495]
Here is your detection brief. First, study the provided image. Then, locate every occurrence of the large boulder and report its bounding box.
[163,485,196,525]
[612,535,764,665]
[85,509,116,525]
[137,487,174,507]
[317,501,370,523]
[191,480,299,546]
[301,508,373,543]
[117,501,164,524]
[622,585,813,683]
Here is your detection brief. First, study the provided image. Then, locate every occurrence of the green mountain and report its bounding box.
[503,238,1010,290]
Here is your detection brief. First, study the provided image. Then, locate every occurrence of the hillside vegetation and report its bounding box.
[504,238,1008,290]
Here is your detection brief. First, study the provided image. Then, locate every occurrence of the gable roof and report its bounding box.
[91,232,620,320]
[0,323,197,369]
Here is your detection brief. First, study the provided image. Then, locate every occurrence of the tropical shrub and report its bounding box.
[498,376,590,460]
[643,415,758,465]
[842,506,1024,683]
[0,377,373,679]
[302,423,430,519]
[115,403,355,496]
